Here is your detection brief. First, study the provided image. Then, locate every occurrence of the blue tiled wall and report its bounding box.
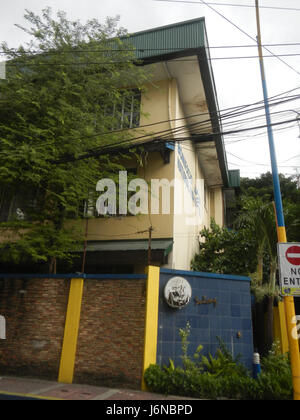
[157,269,253,370]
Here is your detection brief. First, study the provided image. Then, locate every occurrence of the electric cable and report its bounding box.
[154,0,300,77]
[153,0,300,12]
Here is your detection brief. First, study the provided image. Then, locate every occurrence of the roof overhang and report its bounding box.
[125,18,229,187]
[75,238,173,266]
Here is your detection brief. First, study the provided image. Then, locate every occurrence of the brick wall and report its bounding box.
[0,277,69,379]
[0,276,146,388]
[75,278,146,388]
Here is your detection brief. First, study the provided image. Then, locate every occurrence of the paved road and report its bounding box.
[0,376,195,401]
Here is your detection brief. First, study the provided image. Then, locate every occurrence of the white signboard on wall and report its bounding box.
[164,276,192,309]
[278,243,300,296]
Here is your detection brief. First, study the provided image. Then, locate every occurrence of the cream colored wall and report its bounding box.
[81,76,224,271]
[209,187,224,227]
[170,78,206,270]
[85,150,175,242]
[167,78,225,270]
[133,79,172,141]
[85,79,175,242]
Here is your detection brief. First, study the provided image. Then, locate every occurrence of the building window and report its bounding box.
[79,168,138,219]
[0,188,39,222]
[103,89,141,131]
[119,90,141,129]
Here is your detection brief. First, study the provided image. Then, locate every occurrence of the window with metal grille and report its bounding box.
[80,168,138,218]
[103,89,141,131]
[0,188,39,222]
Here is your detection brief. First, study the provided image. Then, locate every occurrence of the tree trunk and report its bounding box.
[49,257,57,274]
[265,261,277,354]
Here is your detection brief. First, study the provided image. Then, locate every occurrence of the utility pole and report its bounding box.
[81,218,89,273]
[147,226,153,266]
[255,0,300,400]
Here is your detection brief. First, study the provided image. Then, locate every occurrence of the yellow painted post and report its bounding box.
[273,303,289,354]
[141,265,160,391]
[278,301,289,354]
[273,306,280,348]
[284,295,300,400]
[276,227,300,399]
[58,278,84,384]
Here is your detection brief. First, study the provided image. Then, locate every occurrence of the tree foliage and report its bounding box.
[241,172,300,242]
[192,173,300,354]
[191,218,257,276]
[0,8,150,271]
[192,173,300,277]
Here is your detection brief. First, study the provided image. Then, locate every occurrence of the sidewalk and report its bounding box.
[0,376,195,400]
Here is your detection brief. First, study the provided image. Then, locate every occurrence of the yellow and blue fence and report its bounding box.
[0,267,261,389]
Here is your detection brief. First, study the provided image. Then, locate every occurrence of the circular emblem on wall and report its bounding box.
[164,276,192,309]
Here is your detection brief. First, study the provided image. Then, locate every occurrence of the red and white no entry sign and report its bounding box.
[286,246,300,266]
[278,243,300,296]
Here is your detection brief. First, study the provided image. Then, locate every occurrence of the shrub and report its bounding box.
[256,342,293,400]
[144,325,293,400]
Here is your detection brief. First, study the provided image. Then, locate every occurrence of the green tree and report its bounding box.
[240,172,300,242]
[191,218,257,276]
[192,173,299,353]
[191,197,281,354]
[236,197,279,353]
[0,8,150,272]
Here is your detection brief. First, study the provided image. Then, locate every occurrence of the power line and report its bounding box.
[153,0,300,12]
[224,122,300,144]
[210,54,300,60]
[50,116,300,164]
[3,42,300,55]
[1,87,298,159]
[1,90,299,160]
[208,43,300,50]
[2,67,300,162]
[58,94,300,158]
[227,151,300,168]
[229,161,300,169]
[154,0,300,77]
[5,53,300,67]
[280,153,300,164]
[200,0,300,76]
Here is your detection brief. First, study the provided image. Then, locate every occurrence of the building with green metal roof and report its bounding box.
[76,17,240,272]
[0,17,240,273]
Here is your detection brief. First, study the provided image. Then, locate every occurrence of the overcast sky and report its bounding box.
[1,0,300,179]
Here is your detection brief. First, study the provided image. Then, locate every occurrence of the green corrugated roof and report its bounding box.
[85,239,173,254]
[122,17,207,60]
